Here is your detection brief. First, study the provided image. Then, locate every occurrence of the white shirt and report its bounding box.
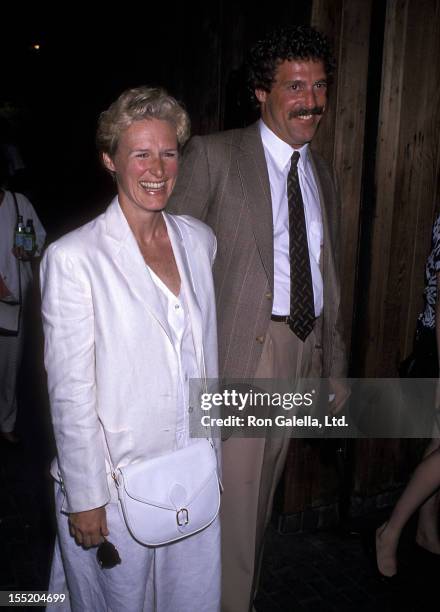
[148,267,199,448]
[259,120,323,316]
[0,190,46,300]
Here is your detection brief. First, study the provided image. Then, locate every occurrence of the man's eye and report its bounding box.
[163,152,178,158]
[136,153,149,159]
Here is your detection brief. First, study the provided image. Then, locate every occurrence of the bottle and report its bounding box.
[14,215,26,249]
[24,219,36,253]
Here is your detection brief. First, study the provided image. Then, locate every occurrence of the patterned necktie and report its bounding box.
[287,151,315,341]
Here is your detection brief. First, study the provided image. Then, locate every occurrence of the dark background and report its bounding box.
[3,3,440,605]
[1,1,312,241]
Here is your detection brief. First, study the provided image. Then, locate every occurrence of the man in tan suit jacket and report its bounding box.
[169,25,348,612]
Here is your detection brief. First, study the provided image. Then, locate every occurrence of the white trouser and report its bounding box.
[48,483,221,612]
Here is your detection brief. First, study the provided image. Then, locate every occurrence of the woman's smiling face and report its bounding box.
[103,118,179,218]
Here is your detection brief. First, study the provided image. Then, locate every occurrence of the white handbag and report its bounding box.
[113,438,220,546]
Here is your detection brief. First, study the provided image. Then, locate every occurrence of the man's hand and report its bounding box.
[328,377,351,415]
[12,246,35,262]
[68,506,109,548]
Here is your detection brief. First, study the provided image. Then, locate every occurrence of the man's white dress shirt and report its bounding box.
[260,120,323,317]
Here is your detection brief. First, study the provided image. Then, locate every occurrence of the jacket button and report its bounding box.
[256,336,264,344]
[315,343,322,349]
[265,291,272,299]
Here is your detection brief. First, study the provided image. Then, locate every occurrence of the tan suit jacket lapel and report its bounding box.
[237,123,274,290]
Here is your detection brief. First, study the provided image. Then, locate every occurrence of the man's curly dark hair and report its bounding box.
[247,25,336,94]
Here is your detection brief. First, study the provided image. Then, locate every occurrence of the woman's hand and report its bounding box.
[68,506,109,548]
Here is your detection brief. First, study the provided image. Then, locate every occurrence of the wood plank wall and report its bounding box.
[353,0,440,499]
[362,0,440,376]
[311,0,440,376]
[281,0,440,513]
[279,0,372,516]
[312,0,372,353]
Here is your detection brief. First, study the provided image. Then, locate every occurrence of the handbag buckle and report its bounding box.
[176,508,189,526]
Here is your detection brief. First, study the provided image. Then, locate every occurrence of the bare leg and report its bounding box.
[416,437,440,553]
[416,492,440,553]
[376,443,440,576]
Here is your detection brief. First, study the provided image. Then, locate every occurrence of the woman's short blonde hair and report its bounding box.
[96,86,190,157]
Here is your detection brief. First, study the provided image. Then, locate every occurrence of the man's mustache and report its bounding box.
[288,106,325,119]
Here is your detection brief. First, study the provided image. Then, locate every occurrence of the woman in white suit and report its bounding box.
[40,87,220,611]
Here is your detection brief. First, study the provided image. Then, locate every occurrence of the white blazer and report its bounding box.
[40,198,218,513]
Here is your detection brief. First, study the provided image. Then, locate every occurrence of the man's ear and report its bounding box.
[102,153,116,173]
[255,89,267,104]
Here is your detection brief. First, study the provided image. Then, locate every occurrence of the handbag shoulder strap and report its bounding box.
[11,192,22,304]
[11,190,19,217]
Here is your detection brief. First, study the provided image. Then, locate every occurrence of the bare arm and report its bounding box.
[434,271,440,413]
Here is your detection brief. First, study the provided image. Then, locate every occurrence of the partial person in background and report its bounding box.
[0,116,28,195]
[0,154,46,443]
[376,212,440,578]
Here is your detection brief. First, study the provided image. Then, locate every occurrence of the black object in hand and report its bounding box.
[97,538,121,569]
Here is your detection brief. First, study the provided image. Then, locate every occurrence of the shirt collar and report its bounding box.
[259,119,310,173]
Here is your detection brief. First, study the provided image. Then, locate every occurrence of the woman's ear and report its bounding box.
[102,153,116,174]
